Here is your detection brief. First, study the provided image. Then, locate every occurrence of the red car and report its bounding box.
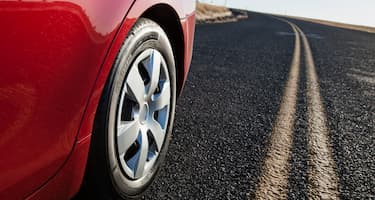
[0,0,195,199]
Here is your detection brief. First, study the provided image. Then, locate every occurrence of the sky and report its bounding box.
[199,0,375,27]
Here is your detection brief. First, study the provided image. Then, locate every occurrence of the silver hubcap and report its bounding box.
[116,49,171,180]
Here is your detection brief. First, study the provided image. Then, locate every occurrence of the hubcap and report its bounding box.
[139,103,149,124]
[116,49,171,180]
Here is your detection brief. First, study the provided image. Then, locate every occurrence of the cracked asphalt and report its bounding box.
[143,12,375,199]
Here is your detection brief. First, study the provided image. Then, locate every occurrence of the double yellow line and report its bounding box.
[255,19,339,199]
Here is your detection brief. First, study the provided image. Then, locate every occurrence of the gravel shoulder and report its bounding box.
[196,3,247,24]
[279,15,375,34]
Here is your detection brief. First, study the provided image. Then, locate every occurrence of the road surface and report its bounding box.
[144,12,375,199]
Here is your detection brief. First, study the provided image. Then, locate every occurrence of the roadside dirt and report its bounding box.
[284,15,375,34]
[196,2,247,24]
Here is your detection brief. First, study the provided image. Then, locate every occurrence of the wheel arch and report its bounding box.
[141,4,185,95]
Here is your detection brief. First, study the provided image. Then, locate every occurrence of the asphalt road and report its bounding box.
[140,12,375,199]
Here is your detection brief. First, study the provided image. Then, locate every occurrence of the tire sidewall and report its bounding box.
[105,19,176,198]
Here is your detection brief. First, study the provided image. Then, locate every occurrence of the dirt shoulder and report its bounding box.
[284,15,375,34]
[196,3,247,24]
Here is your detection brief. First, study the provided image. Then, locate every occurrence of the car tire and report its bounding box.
[80,18,177,199]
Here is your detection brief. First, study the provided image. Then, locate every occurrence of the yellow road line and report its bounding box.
[295,26,340,199]
[255,17,339,199]
[255,22,301,199]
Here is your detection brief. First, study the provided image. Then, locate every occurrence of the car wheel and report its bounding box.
[82,18,176,199]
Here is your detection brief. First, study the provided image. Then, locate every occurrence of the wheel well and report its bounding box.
[142,4,185,95]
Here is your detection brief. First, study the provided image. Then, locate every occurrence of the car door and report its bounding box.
[0,0,133,198]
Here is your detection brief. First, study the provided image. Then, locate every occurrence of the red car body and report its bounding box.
[0,0,195,199]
